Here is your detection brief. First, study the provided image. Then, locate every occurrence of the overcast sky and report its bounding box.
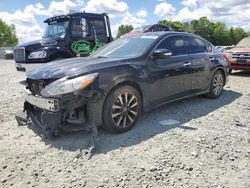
[0,0,249,43]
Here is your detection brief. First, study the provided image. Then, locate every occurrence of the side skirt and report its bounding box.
[143,89,210,112]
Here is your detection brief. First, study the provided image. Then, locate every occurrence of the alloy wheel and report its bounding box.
[111,92,139,128]
[213,73,224,96]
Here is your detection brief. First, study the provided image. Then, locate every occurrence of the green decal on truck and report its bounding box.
[71,39,101,55]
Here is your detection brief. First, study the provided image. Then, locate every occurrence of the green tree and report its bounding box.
[229,28,237,45]
[188,17,213,41]
[0,19,18,47]
[210,22,230,45]
[185,17,247,46]
[116,25,133,39]
[229,28,247,45]
[158,20,185,31]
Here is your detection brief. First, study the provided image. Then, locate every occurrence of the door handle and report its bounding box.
[209,57,215,61]
[183,62,191,67]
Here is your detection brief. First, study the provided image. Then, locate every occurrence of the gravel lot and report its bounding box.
[0,60,249,188]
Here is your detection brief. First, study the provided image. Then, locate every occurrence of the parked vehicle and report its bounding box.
[123,24,172,37]
[14,12,112,72]
[224,37,250,72]
[215,46,234,53]
[4,49,14,59]
[16,32,228,138]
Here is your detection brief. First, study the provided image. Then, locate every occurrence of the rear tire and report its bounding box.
[205,70,225,99]
[102,85,142,133]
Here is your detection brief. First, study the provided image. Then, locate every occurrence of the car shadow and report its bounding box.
[230,70,250,77]
[43,90,241,155]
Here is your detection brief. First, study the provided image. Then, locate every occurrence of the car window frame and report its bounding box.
[148,34,188,58]
[183,34,215,55]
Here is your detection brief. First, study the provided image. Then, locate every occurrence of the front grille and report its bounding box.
[231,52,250,60]
[14,47,25,62]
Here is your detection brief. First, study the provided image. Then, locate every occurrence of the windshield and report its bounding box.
[92,35,159,58]
[236,37,250,48]
[43,20,69,39]
[133,25,151,32]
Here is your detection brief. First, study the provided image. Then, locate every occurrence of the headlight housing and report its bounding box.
[28,50,47,59]
[40,73,98,97]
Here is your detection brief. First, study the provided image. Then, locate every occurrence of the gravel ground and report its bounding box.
[0,60,249,188]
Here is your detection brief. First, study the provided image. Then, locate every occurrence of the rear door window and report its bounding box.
[185,36,207,54]
[156,35,186,56]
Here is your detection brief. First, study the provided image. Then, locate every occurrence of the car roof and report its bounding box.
[44,12,106,23]
[124,31,202,38]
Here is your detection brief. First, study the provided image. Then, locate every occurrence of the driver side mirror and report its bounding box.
[153,49,172,59]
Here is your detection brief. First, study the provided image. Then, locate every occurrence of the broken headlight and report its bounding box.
[40,73,98,97]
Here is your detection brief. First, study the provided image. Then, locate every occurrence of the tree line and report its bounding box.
[116,17,249,46]
[0,19,18,47]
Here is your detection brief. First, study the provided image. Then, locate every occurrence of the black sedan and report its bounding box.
[17,32,229,136]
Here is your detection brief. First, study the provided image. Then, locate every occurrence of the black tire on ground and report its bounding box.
[204,70,225,99]
[102,85,142,133]
[229,69,232,74]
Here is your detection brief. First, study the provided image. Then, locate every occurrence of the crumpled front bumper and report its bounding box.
[15,109,62,138]
[24,88,60,112]
[15,89,66,137]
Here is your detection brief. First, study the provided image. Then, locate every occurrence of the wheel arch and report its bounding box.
[104,79,144,108]
[87,77,144,127]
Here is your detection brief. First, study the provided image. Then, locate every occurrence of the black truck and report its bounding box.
[14,12,112,72]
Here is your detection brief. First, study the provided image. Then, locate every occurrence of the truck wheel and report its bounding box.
[102,85,142,133]
[205,70,225,99]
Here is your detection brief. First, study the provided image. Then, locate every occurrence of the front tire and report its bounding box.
[102,85,142,133]
[205,70,225,99]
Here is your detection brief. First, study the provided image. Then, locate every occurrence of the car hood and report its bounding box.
[17,38,57,49]
[26,56,129,80]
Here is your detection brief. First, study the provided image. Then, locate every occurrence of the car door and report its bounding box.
[185,35,213,92]
[147,35,194,105]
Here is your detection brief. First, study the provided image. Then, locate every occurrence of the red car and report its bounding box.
[123,24,172,37]
[224,37,250,72]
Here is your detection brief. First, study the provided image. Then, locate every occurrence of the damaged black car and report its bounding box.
[16,32,229,139]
